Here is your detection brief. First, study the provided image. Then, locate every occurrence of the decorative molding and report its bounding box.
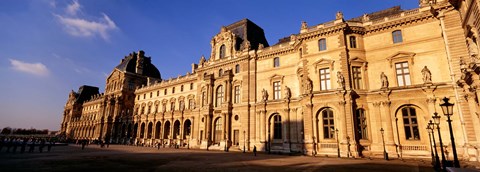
[386,51,416,68]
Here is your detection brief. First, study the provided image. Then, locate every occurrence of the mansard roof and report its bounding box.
[115,51,161,79]
[75,85,99,103]
[226,19,270,50]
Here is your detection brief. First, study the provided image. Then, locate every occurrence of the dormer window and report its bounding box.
[219,44,226,59]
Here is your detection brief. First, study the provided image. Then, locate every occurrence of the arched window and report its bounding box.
[318,38,327,51]
[322,108,334,139]
[235,64,240,73]
[214,118,223,144]
[219,44,226,59]
[355,109,368,140]
[392,30,403,43]
[273,114,282,139]
[402,106,420,140]
[216,85,224,107]
[273,57,280,67]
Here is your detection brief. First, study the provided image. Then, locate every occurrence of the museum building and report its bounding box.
[61,0,480,161]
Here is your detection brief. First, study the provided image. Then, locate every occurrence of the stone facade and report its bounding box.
[61,1,480,161]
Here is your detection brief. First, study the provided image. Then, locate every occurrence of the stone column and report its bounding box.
[260,110,266,144]
[372,102,382,151]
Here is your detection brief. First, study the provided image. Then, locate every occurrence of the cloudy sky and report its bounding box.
[0,0,418,131]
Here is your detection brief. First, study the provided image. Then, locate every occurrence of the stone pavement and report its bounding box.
[0,144,476,172]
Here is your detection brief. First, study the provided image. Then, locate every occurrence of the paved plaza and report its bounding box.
[0,144,477,172]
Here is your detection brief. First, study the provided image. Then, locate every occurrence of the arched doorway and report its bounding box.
[164,121,171,139]
[155,121,161,139]
[147,122,153,139]
[268,113,282,152]
[140,123,145,138]
[213,117,222,145]
[173,120,180,139]
[183,119,191,139]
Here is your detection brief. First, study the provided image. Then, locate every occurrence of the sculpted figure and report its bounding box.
[381,72,389,88]
[301,21,308,30]
[243,40,251,51]
[362,14,369,22]
[336,11,343,20]
[467,37,479,62]
[284,86,291,101]
[421,66,432,83]
[199,55,206,66]
[337,71,345,90]
[460,59,467,72]
[305,77,313,94]
[262,89,269,102]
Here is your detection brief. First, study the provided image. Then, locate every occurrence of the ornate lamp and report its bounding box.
[439,97,460,168]
[432,112,446,170]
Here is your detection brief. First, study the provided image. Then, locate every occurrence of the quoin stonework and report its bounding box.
[61,0,480,161]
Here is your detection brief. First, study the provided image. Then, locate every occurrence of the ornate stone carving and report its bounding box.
[304,77,313,94]
[337,71,345,90]
[284,86,291,101]
[380,72,389,89]
[301,21,308,30]
[420,66,432,84]
[262,89,269,102]
[336,11,343,20]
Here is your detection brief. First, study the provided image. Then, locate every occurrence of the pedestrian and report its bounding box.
[20,139,27,153]
[6,139,12,153]
[253,145,257,156]
[81,140,86,150]
[39,139,45,153]
[12,139,18,153]
[0,137,4,152]
[28,140,35,153]
[47,141,52,152]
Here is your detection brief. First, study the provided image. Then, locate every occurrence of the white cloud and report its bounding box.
[54,1,117,41]
[65,0,80,16]
[9,59,50,77]
[55,13,117,41]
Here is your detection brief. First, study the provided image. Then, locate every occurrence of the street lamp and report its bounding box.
[428,120,440,171]
[332,128,340,158]
[426,123,435,166]
[243,130,245,153]
[380,128,388,160]
[433,112,446,170]
[440,97,460,168]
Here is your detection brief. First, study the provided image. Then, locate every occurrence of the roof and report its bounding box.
[115,51,161,79]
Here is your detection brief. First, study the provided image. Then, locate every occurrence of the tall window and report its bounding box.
[235,64,240,73]
[141,106,145,114]
[190,83,193,90]
[273,81,281,100]
[392,30,403,43]
[349,36,357,48]
[172,87,175,94]
[189,99,195,109]
[170,102,175,111]
[395,62,411,86]
[273,57,280,68]
[234,86,240,104]
[322,108,334,139]
[319,68,331,90]
[180,85,184,92]
[147,105,151,114]
[352,66,362,89]
[355,109,368,140]
[150,92,152,98]
[214,118,222,144]
[157,91,159,96]
[216,85,224,107]
[219,44,226,59]
[202,91,207,107]
[273,114,282,139]
[402,107,420,140]
[164,89,167,95]
[318,38,327,51]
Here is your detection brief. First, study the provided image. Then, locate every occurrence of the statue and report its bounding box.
[337,71,345,90]
[362,14,369,22]
[262,89,269,102]
[467,37,479,61]
[199,55,206,66]
[336,11,344,20]
[180,101,185,111]
[171,103,175,111]
[301,21,308,30]
[162,104,166,113]
[243,40,251,51]
[305,77,313,94]
[380,72,389,88]
[460,58,467,72]
[421,66,432,83]
[258,43,264,49]
[284,86,291,101]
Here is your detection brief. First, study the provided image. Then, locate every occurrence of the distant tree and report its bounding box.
[1,127,12,135]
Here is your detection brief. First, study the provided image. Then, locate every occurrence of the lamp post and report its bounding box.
[433,112,446,170]
[426,123,435,166]
[243,130,245,153]
[429,120,441,171]
[380,128,388,160]
[440,97,460,168]
[333,128,340,158]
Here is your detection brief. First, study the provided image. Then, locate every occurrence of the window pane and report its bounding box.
[397,76,404,86]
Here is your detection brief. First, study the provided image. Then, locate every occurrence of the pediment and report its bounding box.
[312,58,335,72]
[386,51,415,68]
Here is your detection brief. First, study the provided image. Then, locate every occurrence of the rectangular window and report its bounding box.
[273,57,280,68]
[349,36,357,48]
[402,107,420,140]
[190,83,193,90]
[319,38,327,51]
[235,64,240,73]
[172,87,175,94]
[164,89,167,95]
[319,68,331,90]
[150,92,152,98]
[322,109,335,139]
[395,62,411,86]
[355,109,368,140]
[352,66,362,89]
[234,86,240,104]
[202,92,207,107]
[392,30,403,43]
[273,81,281,100]
[157,91,159,96]
[189,99,195,109]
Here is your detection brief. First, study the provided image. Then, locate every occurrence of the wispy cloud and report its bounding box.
[54,1,117,41]
[65,0,80,16]
[9,59,50,77]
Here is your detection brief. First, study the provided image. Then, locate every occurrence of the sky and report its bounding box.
[0,0,419,131]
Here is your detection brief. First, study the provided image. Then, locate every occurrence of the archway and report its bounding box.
[213,117,222,145]
[163,121,171,139]
[183,119,191,139]
[155,121,161,139]
[147,122,153,139]
[140,123,145,138]
[173,120,180,139]
[133,123,138,138]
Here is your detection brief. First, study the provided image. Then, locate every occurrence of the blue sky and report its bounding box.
[0,0,418,131]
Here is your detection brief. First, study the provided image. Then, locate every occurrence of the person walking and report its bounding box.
[253,145,257,156]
